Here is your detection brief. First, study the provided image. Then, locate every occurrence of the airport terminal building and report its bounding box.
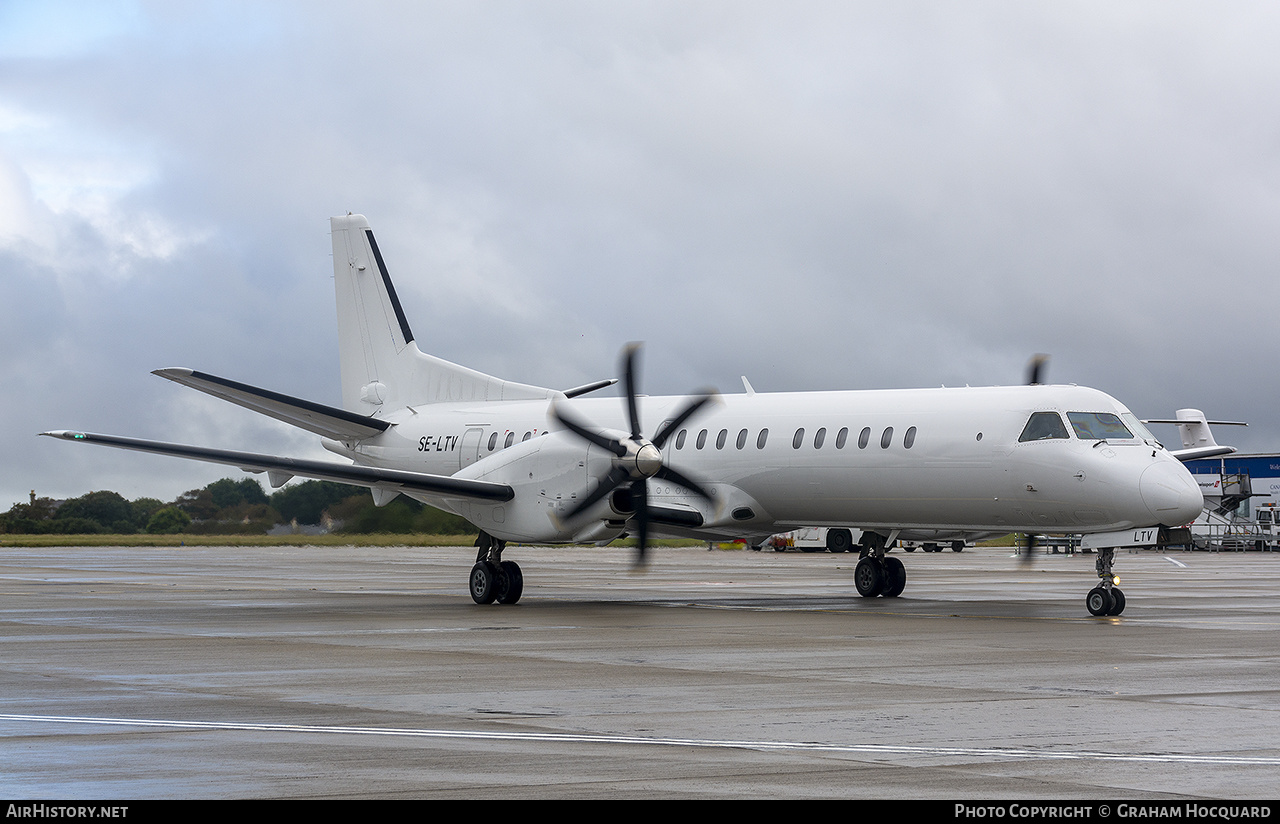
[1182,453,1280,549]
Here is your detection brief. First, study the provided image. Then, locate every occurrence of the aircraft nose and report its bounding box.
[1139,461,1204,525]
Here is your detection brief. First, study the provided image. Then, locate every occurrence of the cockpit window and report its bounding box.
[1018,411,1070,442]
[1067,412,1133,440]
[1121,412,1156,442]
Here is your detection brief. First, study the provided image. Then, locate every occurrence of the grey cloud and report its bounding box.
[3,1,1279,506]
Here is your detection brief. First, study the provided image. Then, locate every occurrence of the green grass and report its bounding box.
[0,532,1012,549]
[0,533,708,548]
[0,533,480,547]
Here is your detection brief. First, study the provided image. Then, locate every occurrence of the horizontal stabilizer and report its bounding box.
[153,368,390,441]
[1169,445,1237,462]
[40,431,514,503]
[562,378,618,399]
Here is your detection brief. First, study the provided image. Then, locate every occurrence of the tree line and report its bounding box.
[0,478,475,536]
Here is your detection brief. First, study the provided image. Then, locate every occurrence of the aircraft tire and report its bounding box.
[496,561,524,605]
[1108,588,1125,616]
[470,561,500,604]
[881,557,906,597]
[854,557,884,597]
[1085,586,1114,617]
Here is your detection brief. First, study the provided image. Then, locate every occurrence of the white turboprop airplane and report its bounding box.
[45,214,1219,616]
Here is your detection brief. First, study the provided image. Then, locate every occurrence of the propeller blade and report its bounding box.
[551,402,627,457]
[631,478,649,567]
[554,343,722,570]
[654,464,715,503]
[563,465,631,520]
[1021,532,1038,566]
[622,343,643,440]
[1026,354,1049,386]
[651,390,719,449]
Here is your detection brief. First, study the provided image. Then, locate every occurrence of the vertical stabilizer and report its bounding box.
[330,214,554,413]
[1173,409,1218,451]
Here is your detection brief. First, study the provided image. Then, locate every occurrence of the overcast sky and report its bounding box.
[2,1,1278,507]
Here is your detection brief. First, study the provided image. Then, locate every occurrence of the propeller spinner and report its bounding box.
[552,344,718,566]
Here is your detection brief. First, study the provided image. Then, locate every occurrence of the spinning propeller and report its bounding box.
[1022,353,1049,565]
[552,344,718,566]
[1026,353,1049,387]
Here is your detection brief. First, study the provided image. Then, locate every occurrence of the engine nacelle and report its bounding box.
[453,430,614,542]
[453,429,762,544]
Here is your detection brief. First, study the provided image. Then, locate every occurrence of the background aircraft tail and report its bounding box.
[330,214,555,413]
[1147,408,1245,462]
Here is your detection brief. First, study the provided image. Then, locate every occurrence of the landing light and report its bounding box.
[1113,575,1121,586]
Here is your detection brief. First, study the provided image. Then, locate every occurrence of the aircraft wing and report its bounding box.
[40,430,514,502]
[152,368,389,441]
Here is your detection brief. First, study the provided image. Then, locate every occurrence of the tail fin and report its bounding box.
[330,214,555,413]
[1146,408,1246,462]
[1172,409,1223,451]
[1160,408,1249,451]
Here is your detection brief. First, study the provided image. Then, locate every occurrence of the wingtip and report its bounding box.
[40,430,86,440]
[152,367,194,379]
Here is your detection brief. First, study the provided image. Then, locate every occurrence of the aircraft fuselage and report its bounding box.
[333,382,1203,545]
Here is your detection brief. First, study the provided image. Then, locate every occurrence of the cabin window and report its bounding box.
[487,432,498,451]
[522,431,532,442]
[836,427,848,449]
[757,428,769,449]
[696,429,708,449]
[716,429,728,449]
[792,428,805,449]
[1067,412,1133,440]
[814,427,826,448]
[858,427,871,449]
[1019,412,1069,442]
[737,428,748,449]
[880,427,894,449]
[904,426,917,449]
[504,432,515,448]
[675,429,687,450]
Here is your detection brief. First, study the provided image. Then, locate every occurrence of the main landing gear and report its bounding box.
[470,531,523,605]
[1085,547,1125,616]
[853,532,906,598]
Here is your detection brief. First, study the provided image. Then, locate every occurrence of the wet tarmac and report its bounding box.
[1,543,1278,798]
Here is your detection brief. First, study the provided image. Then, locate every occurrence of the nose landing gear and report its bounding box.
[1085,547,1125,616]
